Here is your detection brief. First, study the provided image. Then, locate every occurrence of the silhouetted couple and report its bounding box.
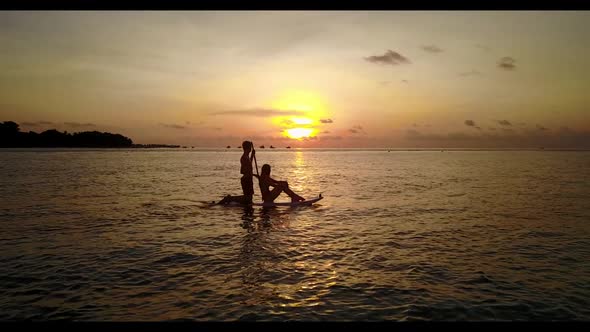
[218,141,305,205]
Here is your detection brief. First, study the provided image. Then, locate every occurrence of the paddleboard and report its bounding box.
[253,194,323,207]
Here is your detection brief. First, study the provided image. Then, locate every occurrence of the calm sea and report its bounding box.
[1,149,589,320]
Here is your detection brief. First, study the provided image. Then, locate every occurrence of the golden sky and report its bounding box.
[1,11,589,148]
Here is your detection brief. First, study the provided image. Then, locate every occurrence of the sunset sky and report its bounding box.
[1,11,589,148]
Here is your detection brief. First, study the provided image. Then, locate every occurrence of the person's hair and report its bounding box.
[261,164,271,176]
[242,140,252,150]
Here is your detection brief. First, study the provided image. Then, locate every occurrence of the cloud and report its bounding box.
[459,70,482,77]
[64,122,96,128]
[279,119,295,126]
[497,120,512,126]
[322,131,331,134]
[209,108,306,117]
[21,122,39,126]
[160,123,187,130]
[421,45,443,53]
[498,57,516,70]
[404,128,590,149]
[401,80,409,83]
[320,119,334,124]
[537,125,549,131]
[301,136,318,141]
[475,44,491,52]
[349,125,367,135]
[488,127,497,131]
[364,50,410,66]
[464,120,481,130]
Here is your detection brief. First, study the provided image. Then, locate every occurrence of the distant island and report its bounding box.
[0,121,177,148]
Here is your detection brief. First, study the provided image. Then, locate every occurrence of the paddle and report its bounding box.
[252,141,259,177]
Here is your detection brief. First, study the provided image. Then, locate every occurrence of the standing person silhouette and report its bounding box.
[218,141,256,205]
[239,140,256,204]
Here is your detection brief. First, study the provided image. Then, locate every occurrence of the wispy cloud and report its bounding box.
[465,120,481,130]
[421,45,443,53]
[209,108,306,117]
[320,119,334,124]
[319,135,342,141]
[401,79,409,83]
[301,136,318,141]
[537,125,549,131]
[160,123,187,130]
[498,57,516,70]
[497,120,512,126]
[364,50,410,66]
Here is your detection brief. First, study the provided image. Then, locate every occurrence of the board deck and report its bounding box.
[252,195,323,207]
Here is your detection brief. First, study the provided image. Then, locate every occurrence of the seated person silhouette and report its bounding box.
[258,164,305,204]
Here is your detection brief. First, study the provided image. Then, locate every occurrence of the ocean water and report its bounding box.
[0,148,589,321]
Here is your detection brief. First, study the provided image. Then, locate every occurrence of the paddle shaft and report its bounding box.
[252,142,259,177]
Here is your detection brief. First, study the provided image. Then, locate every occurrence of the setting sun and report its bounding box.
[269,90,330,141]
[286,128,314,139]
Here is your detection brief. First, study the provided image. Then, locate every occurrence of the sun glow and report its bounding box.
[270,90,330,140]
[291,117,313,125]
[286,128,314,139]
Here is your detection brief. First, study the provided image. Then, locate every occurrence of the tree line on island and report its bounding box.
[1,121,295,149]
[0,121,135,147]
[0,121,182,148]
